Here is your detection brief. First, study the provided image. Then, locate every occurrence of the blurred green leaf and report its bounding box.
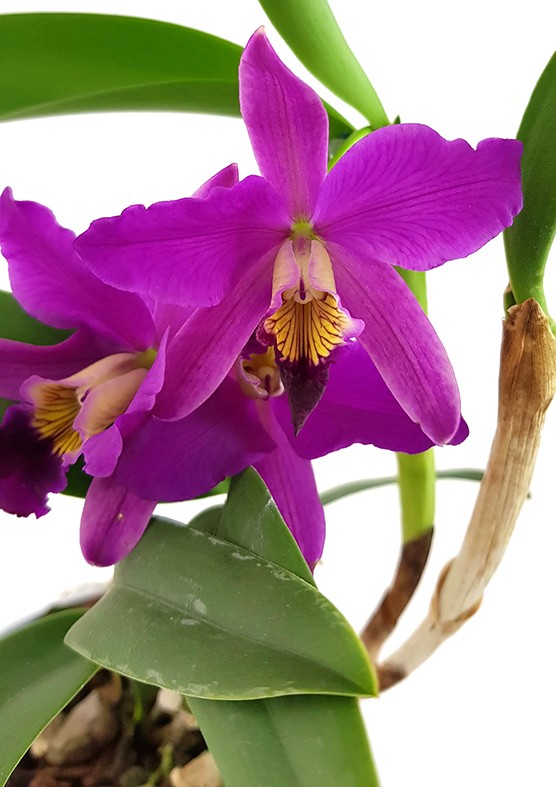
[320,468,484,505]
[258,0,389,128]
[0,13,352,140]
[504,51,556,317]
[189,693,380,787]
[0,290,70,345]
[0,610,97,785]
[66,470,376,700]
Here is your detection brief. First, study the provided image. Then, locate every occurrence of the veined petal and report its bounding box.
[273,342,469,458]
[0,189,155,349]
[0,405,67,517]
[80,476,156,566]
[76,176,289,307]
[192,163,239,198]
[0,330,113,400]
[255,403,325,567]
[331,242,461,445]
[240,28,329,219]
[315,125,523,270]
[154,253,273,420]
[113,377,275,501]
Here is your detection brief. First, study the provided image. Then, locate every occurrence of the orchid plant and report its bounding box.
[0,3,554,786]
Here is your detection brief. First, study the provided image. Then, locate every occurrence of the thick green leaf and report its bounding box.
[320,468,484,505]
[66,476,376,700]
[258,0,389,128]
[215,469,315,585]
[0,290,70,345]
[504,51,556,315]
[0,13,352,141]
[0,610,98,785]
[189,694,380,787]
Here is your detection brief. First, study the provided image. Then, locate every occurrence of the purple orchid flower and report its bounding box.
[0,185,467,569]
[76,29,523,445]
[0,169,274,565]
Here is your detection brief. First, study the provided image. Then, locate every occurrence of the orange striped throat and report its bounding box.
[258,231,362,433]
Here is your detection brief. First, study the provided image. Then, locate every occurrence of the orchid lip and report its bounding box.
[23,348,158,460]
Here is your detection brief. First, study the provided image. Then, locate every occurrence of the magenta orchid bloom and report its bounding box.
[0,185,467,569]
[76,29,522,444]
[0,170,274,566]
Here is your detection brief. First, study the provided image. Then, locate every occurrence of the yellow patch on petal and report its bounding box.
[264,292,350,367]
[32,384,82,456]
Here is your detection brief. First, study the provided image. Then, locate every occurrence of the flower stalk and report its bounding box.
[378,298,556,688]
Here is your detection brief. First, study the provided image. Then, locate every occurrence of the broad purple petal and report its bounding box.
[154,254,273,420]
[315,125,522,270]
[0,189,155,349]
[240,29,329,219]
[193,163,239,198]
[114,377,275,501]
[273,342,468,457]
[76,176,289,307]
[0,405,67,517]
[0,330,115,400]
[331,243,461,445]
[254,403,325,567]
[80,476,156,566]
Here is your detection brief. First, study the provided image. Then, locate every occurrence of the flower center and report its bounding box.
[28,349,157,457]
[262,231,350,369]
[237,347,283,400]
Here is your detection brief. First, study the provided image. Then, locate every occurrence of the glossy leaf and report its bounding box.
[0,290,69,345]
[320,469,484,505]
[0,13,352,141]
[504,51,556,315]
[189,694,380,787]
[258,0,389,128]
[66,471,376,700]
[0,609,97,785]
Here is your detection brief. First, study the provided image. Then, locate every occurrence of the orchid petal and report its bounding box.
[273,342,468,457]
[114,377,275,501]
[331,243,461,445]
[0,330,114,400]
[193,163,239,198]
[83,331,169,477]
[0,405,66,517]
[240,28,329,219]
[254,403,325,567]
[154,254,273,419]
[80,476,156,566]
[76,175,289,307]
[315,125,523,270]
[0,189,155,348]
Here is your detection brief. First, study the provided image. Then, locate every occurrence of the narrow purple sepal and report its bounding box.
[240,29,329,219]
[80,476,156,566]
[255,403,325,567]
[0,405,67,517]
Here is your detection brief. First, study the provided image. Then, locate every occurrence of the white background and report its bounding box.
[0,1,555,785]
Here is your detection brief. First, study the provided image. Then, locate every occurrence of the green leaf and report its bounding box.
[258,0,389,128]
[0,290,70,345]
[504,51,556,317]
[0,610,98,785]
[320,468,484,505]
[0,13,352,141]
[66,472,376,700]
[189,694,380,787]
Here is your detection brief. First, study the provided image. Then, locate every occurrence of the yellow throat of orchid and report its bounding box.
[29,348,157,457]
[264,226,351,369]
